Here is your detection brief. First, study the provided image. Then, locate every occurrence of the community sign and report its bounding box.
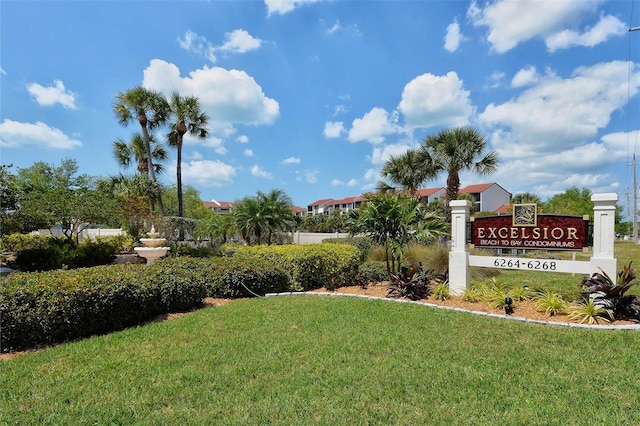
[470,204,591,251]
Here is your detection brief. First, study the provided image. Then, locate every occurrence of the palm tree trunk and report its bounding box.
[139,113,165,217]
[445,170,460,222]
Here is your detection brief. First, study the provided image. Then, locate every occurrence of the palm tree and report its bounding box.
[113,133,168,176]
[167,92,209,218]
[349,191,447,278]
[233,189,294,245]
[381,150,435,198]
[113,87,170,216]
[418,126,499,221]
[259,189,295,244]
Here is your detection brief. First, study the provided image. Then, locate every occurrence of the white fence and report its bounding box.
[33,228,126,240]
[291,232,350,245]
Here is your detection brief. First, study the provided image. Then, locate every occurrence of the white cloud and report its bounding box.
[251,164,273,179]
[468,0,603,53]
[482,61,640,198]
[265,0,320,16]
[0,67,6,75]
[178,30,217,63]
[348,107,399,144]
[369,142,416,166]
[0,119,82,149]
[218,29,263,53]
[511,65,540,88]
[324,121,345,138]
[545,14,626,52]
[27,80,77,109]
[282,156,301,164]
[236,135,249,144]
[481,61,639,154]
[296,170,318,183]
[244,149,254,157]
[181,159,236,187]
[178,29,262,63]
[444,18,464,52]
[143,59,280,130]
[327,20,341,35]
[332,177,358,187]
[398,71,474,128]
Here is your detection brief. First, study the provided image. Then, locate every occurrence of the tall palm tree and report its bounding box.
[233,189,294,245]
[381,150,435,198]
[167,92,209,218]
[113,87,170,216]
[112,133,168,176]
[418,126,499,221]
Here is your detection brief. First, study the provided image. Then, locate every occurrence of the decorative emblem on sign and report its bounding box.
[513,203,537,227]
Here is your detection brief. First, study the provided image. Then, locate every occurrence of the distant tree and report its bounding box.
[0,164,22,235]
[13,159,117,246]
[195,210,237,244]
[380,150,434,198]
[113,86,170,216]
[510,192,543,213]
[103,174,155,240]
[544,187,593,217]
[113,133,167,176]
[234,189,295,245]
[417,127,499,221]
[162,185,209,219]
[167,92,209,219]
[456,193,478,214]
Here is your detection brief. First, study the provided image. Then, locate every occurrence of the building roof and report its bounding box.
[459,182,511,196]
[203,200,235,209]
[495,204,511,215]
[331,196,366,205]
[416,187,445,197]
[308,198,334,207]
[290,205,306,214]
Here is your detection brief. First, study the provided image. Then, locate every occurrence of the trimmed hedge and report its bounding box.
[0,245,359,352]
[0,256,295,352]
[228,243,361,290]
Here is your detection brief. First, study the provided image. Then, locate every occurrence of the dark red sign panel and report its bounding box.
[471,215,589,251]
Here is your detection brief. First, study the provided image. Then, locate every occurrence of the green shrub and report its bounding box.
[205,257,292,298]
[534,290,568,316]
[0,260,209,353]
[356,261,388,287]
[11,245,64,272]
[324,237,374,262]
[0,233,55,252]
[230,244,360,291]
[67,239,117,268]
[94,234,136,252]
[432,283,450,301]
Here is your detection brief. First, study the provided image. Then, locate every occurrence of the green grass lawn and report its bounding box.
[3,295,640,425]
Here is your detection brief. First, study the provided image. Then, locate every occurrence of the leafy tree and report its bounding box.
[0,164,22,235]
[103,174,157,240]
[544,187,593,217]
[456,193,478,214]
[167,92,209,219]
[417,126,499,221]
[162,185,209,219]
[113,86,170,216]
[13,159,118,246]
[510,192,543,213]
[195,210,237,244]
[348,192,448,278]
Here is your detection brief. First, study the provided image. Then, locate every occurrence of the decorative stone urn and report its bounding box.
[134,226,169,264]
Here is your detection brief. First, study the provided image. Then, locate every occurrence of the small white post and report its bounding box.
[590,193,618,282]
[449,200,472,296]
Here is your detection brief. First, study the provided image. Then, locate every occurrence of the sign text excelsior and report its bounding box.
[470,215,590,251]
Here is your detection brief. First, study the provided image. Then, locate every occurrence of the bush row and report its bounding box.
[227,243,361,290]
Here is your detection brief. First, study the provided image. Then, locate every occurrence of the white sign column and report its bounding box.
[449,200,472,296]
[589,193,618,281]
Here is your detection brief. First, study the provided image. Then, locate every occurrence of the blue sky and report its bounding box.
[1,0,639,218]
